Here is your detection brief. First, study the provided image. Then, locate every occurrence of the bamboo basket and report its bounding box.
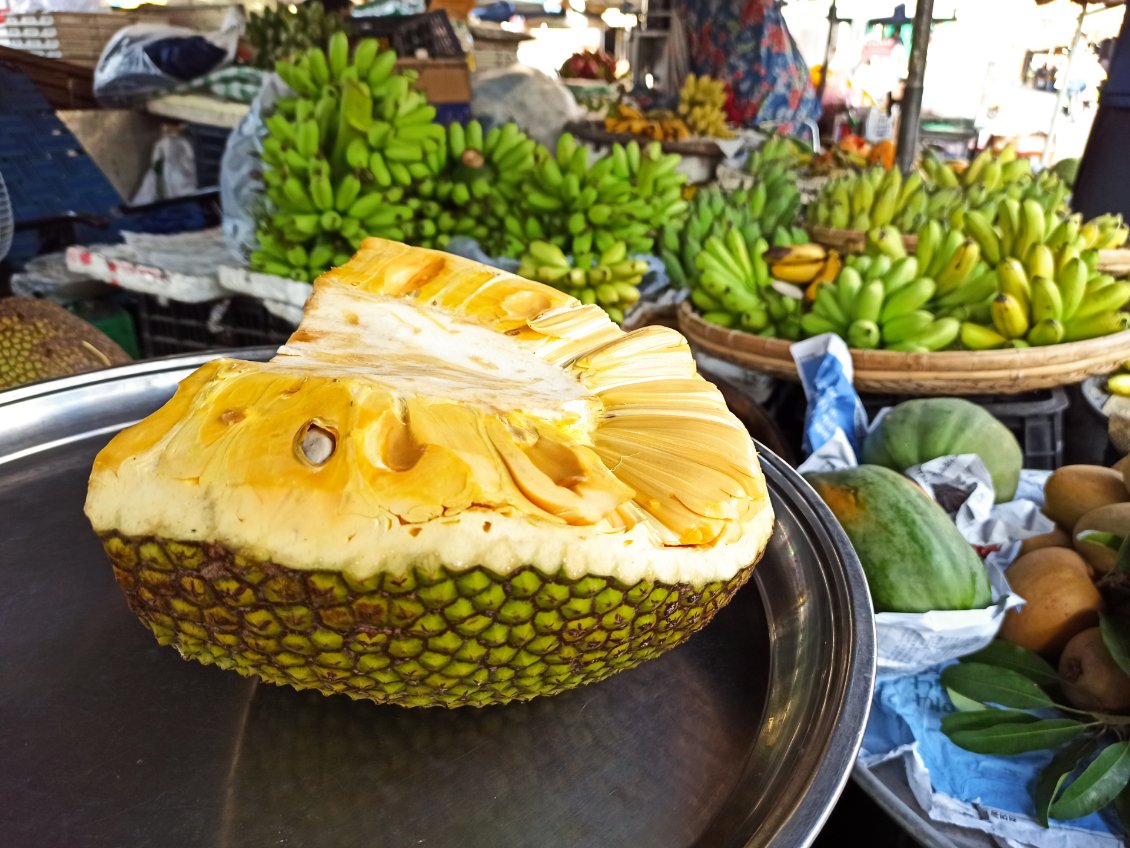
[1098,249,1130,278]
[678,301,1130,395]
[810,226,917,255]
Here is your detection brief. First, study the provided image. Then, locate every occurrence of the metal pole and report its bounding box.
[1043,2,1088,167]
[895,0,935,174]
[815,1,838,107]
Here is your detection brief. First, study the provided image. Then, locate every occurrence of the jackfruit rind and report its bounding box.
[0,297,130,390]
[86,238,774,706]
[102,532,750,707]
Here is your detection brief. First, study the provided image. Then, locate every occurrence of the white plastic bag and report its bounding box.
[131,131,198,204]
[471,65,582,149]
[220,73,291,261]
[94,23,239,107]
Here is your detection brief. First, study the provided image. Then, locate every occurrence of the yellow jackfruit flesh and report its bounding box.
[86,239,774,707]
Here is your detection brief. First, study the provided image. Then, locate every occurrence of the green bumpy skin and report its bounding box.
[103,534,752,708]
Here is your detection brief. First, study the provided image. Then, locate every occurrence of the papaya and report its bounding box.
[805,465,992,613]
[860,398,1022,503]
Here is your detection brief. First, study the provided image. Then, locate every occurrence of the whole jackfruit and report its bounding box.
[0,297,130,389]
[85,239,774,708]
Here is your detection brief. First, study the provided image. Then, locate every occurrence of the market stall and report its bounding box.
[3,1,1130,847]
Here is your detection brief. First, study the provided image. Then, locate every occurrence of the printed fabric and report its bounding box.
[675,0,821,132]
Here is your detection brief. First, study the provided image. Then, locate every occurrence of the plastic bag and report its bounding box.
[131,131,198,205]
[94,23,240,107]
[471,65,582,149]
[220,73,291,261]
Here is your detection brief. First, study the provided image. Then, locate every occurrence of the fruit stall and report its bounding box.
[3,2,1130,847]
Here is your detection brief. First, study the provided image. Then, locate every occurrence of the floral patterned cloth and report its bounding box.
[676,0,820,132]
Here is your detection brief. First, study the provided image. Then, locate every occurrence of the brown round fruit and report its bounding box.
[1058,626,1130,712]
[999,548,1104,657]
[1074,502,1130,575]
[1019,526,1073,557]
[1044,465,1129,530]
[1112,454,1130,477]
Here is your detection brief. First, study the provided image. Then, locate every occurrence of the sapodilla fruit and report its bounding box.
[85,238,776,708]
[1043,465,1129,530]
[1019,526,1073,558]
[1058,626,1130,713]
[999,547,1103,657]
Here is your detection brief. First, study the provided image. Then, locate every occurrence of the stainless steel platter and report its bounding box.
[0,352,875,848]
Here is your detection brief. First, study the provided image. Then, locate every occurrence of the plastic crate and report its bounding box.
[123,291,294,359]
[858,387,1070,471]
[186,123,231,190]
[766,383,1071,471]
[348,11,464,59]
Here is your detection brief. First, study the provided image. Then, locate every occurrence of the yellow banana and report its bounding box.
[991,292,1029,339]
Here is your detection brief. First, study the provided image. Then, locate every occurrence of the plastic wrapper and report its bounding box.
[471,66,583,149]
[131,132,198,204]
[220,73,291,262]
[94,21,240,107]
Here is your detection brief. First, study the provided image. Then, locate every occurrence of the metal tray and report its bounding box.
[0,352,876,848]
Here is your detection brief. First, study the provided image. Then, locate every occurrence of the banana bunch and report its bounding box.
[658,184,807,289]
[802,229,962,352]
[254,35,439,280]
[688,231,803,339]
[603,104,690,141]
[765,243,839,286]
[408,119,539,253]
[977,253,1130,347]
[511,136,688,262]
[746,135,809,175]
[961,200,1128,270]
[745,144,803,234]
[808,166,931,233]
[245,3,343,71]
[921,146,1071,228]
[517,241,647,325]
[677,74,734,139]
[1080,213,1130,250]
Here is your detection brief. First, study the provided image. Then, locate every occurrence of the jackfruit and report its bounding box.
[0,297,130,390]
[85,238,774,708]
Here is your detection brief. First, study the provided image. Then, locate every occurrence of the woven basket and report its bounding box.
[810,226,917,255]
[678,301,1130,395]
[1098,248,1130,278]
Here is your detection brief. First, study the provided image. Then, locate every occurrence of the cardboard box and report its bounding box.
[396,57,470,105]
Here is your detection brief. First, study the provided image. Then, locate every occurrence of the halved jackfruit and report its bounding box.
[86,239,774,707]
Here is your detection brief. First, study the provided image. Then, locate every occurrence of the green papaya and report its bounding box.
[805,465,992,613]
[861,398,1022,503]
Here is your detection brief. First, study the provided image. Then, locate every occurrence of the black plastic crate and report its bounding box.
[124,292,295,359]
[348,11,464,58]
[767,382,1071,471]
[858,387,1070,471]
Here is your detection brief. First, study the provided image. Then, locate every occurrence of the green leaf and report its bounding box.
[1114,782,1130,836]
[1100,614,1130,680]
[941,708,1040,735]
[962,640,1060,687]
[1050,741,1130,821]
[1114,534,1130,575]
[940,662,1054,710]
[949,719,1087,756]
[946,688,987,712]
[1035,738,1094,827]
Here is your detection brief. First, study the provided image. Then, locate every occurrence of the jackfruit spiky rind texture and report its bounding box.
[103,532,751,708]
[0,297,130,389]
